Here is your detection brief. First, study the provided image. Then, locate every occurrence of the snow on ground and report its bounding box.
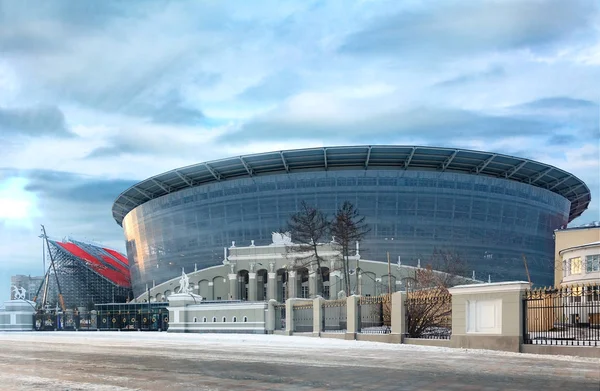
[0,331,597,364]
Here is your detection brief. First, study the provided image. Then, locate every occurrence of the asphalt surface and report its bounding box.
[0,332,597,391]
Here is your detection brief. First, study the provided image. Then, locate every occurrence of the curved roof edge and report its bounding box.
[112,145,591,226]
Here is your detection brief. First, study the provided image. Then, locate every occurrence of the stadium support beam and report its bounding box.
[474,154,496,174]
[120,195,141,205]
[569,192,589,203]
[563,183,586,196]
[239,156,254,176]
[440,150,458,172]
[364,146,372,169]
[548,176,570,190]
[132,187,154,199]
[280,151,289,172]
[323,148,328,170]
[404,147,416,168]
[204,163,222,181]
[151,178,172,193]
[528,167,553,184]
[174,170,194,186]
[504,160,527,179]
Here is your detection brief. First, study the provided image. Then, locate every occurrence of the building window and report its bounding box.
[232,316,237,322]
[570,257,582,275]
[222,316,227,322]
[203,317,207,322]
[586,255,600,273]
[301,286,308,299]
[212,317,217,322]
[243,316,248,322]
[193,317,197,323]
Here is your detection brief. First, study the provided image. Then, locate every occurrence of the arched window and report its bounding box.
[243,316,248,323]
[203,317,207,323]
[232,316,237,322]
[212,317,217,322]
[222,316,227,322]
[193,317,197,323]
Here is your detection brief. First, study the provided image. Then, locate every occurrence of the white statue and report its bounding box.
[11,285,26,300]
[177,270,190,294]
[249,262,256,272]
[269,262,275,273]
[271,232,292,245]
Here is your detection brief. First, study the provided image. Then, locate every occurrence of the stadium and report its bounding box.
[111,145,590,297]
[41,237,132,308]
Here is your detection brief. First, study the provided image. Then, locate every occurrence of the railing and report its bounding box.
[34,311,98,331]
[358,294,391,334]
[274,303,286,330]
[322,299,347,333]
[405,289,452,339]
[97,309,169,331]
[293,302,313,332]
[523,285,600,347]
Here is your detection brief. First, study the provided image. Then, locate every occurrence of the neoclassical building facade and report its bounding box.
[136,234,478,303]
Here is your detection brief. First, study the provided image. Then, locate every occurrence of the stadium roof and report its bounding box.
[112,145,591,226]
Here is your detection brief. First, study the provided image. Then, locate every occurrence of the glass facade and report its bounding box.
[123,170,570,297]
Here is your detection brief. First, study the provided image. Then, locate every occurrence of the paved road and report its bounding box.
[0,333,597,391]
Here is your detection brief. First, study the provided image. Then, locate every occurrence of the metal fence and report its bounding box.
[322,299,347,333]
[523,285,600,347]
[34,311,98,331]
[358,294,391,334]
[97,308,169,331]
[293,302,313,332]
[274,303,286,330]
[405,290,452,339]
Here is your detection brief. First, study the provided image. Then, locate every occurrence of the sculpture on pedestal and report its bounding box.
[11,286,26,300]
[177,270,190,294]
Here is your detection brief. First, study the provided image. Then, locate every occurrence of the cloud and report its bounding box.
[0,105,73,137]
[222,99,553,145]
[339,0,598,59]
[237,70,304,102]
[85,123,228,158]
[149,96,205,125]
[435,65,506,88]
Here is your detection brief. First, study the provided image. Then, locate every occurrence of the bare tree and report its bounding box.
[286,201,330,297]
[330,201,370,296]
[404,249,468,338]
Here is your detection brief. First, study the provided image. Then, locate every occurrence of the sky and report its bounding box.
[0,0,599,300]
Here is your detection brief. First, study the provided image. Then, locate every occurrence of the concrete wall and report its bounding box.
[168,297,267,334]
[449,282,529,353]
[521,344,600,358]
[0,300,35,331]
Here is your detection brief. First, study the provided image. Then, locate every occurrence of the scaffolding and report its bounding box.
[39,238,132,310]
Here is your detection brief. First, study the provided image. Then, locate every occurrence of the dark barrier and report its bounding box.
[524,285,600,347]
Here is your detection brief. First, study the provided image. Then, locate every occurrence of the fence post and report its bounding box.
[391,291,405,342]
[285,298,295,335]
[313,296,323,337]
[266,299,277,333]
[346,295,359,340]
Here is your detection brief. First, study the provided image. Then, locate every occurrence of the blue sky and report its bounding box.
[0,0,599,300]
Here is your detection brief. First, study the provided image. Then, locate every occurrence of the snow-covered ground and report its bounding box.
[0,332,597,390]
[0,331,596,362]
